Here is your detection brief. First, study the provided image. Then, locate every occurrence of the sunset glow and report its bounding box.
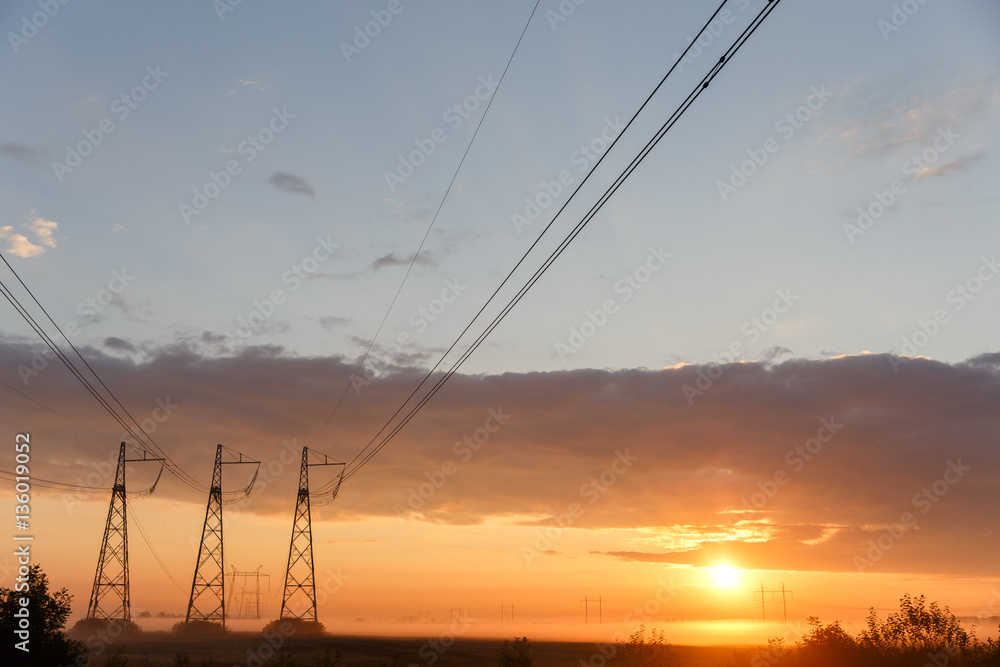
[711,565,740,589]
[2,1,1000,665]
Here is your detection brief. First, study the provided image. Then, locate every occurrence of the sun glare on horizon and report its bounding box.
[712,564,740,588]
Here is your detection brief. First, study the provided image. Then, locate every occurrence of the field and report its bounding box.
[87,633,743,666]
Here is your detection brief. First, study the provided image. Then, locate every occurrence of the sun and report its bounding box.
[711,564,740,588]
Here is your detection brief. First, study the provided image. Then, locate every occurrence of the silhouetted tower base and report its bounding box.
[87,443,129,620]
[187,445,226,625]
[281,447,344,621]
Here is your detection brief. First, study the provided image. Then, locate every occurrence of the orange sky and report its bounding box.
[3,346,1000,644]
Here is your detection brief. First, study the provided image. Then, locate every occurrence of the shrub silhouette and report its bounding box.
[612,625,674,666]
[0,564,86,665]
[171,618,230,637]
[69,616,142,640]
[262,616,327,637]
[733,594,1000,667]
[497,636,534,666]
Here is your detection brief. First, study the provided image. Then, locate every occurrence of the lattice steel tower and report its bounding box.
[87,443,130,620]
[186,444,226,625]
[87,442,164,621]
[186,444,259,627]
[280,447,344,621]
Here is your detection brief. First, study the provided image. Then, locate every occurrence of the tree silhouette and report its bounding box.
[0,564,85,665]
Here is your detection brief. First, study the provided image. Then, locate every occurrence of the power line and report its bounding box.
[0,273,151,450]
[306,0,543,448]
[341,0,783,481]
[341,0,732,479]
[0,469,111,493]
[127,504,186,593]
[0,253,226,495]
[0,442,162,498]
[0,256,162,449]
[0,376,119,441]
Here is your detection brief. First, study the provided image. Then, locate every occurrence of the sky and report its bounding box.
[1,0,1000,649]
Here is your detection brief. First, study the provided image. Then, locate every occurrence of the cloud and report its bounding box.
[818,76,1000,166]
[315,316,349,332]
[326,251,438,282]
[912,152,986,180]
[0,142,48,167]
[0,213,60,257]
[761,346,793,363]
[267,172,316,198]
[238,78,271,91]
[2,346,998,577]
[966,351,1000,368]
[0,227,45,258]
[27,214,58,248]
[370,252,434,271]
[104,337,137,353]
[112,223,128,232]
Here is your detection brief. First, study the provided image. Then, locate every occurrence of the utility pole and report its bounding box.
[581,596,605,624]
[782,584,788,624]
[754,584,793,624]
[498,604,514,623]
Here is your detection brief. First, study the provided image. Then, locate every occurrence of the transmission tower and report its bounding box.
[87,442,164,621]
[186,444,259,627]
[227,566,269,619]
[280,447,345,622]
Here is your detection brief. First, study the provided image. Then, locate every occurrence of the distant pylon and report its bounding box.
[227,566,269,619]
[187,445,226,625]
[281,447,344,621]
[87,443,129,620]
[87,442,164,621]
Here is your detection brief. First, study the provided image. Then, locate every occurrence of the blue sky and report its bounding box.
[2,0,997,378]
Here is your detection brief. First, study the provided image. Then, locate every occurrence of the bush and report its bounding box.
[612,625,674,666]
[69,616,142,640]
[104,646,130,667]
[262,616,327,637]
[860,593,971,655]
[171,619,230,637]
[790,617,857,667]
[731,595,1000,667]
[0,564,86,665]
[497,636,534,667]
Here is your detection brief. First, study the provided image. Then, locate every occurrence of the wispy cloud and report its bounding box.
[0,142,48,168]
[912,152,986,180]
[818,76,1000,166]
[238,78,271,91]
[315,315,349,332]
[267,171,316,198]
[370,252,434,271]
